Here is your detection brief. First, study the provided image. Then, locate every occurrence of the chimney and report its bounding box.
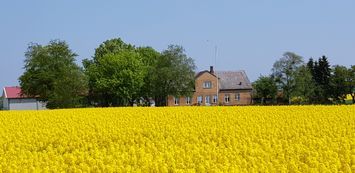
[210,66,214,74]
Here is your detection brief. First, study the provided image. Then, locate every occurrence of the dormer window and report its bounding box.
[203,81,212,89]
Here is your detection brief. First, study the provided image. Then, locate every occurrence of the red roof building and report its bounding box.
[3,86,27,99]
[2,86,46,110]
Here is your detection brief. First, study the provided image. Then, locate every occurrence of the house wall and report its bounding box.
[218,90,252,106]
[167,96,192,106]
[8,98,47,110]
[193,72,218,106]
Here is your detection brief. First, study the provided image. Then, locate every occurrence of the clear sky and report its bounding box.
[1,0,355,90]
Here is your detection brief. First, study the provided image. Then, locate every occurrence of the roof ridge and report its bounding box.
[195,70,216,78]
[4,86,21,88]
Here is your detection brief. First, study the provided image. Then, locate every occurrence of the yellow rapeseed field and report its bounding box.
[0,106,354,172]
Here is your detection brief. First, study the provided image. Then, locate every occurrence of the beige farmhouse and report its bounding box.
[167,66,253,106]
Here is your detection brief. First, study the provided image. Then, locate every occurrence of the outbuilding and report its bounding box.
[2,86,46,110]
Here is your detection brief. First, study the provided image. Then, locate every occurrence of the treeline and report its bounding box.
[253,52,355,105]
[19,38,196,109]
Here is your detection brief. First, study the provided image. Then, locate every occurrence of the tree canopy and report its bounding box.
[252,75,277,104]
[265,53,354,105]
[307,56,332,103]
[152,45,196,106]
[84,38,143,106]
[19,40,87,109]
[272,52,304,104]
[292,65,315,104]
[84,38,196,107]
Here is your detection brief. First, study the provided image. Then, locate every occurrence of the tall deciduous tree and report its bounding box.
[137,47,161,104]
[272,52,304,104]
[152,45,196,106]
[93,38,135,62]
[19,40,87,109]
[84,38,196,107]
[83,38,144,106]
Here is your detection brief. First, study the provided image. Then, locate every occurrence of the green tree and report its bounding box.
[348,65,355,103]
[152,45,196,106]
[93,38,135,62]
[293,65,315,104]
[272,52,304,104]
[252,75,277,104]
[84,38,195,107]
[309,56,332,103]
[136,47,161,105]
[84,38,144,106]
[330,65,350,103]
[19,40,87,109]
[306,58,317,103]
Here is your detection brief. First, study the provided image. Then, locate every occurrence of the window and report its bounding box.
[224,94,230,103]
[213,95,218,103]
[197,96,203,104]
[205,95,210,104]
[235,93,240,101]
[174,97,180,105]
[203,81,212,89]
[186,97,191,105]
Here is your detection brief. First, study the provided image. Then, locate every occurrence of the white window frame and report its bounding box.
[213,95,218,103]
[224,94,230,103]
[197,96,203,104]
[174,97,180,105]
[186,97,191,105]
[205,95,210,104]
[203,81,212,89]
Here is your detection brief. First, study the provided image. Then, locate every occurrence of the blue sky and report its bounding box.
[1,0,354,90]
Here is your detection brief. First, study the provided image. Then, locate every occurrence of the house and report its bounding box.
[2,86,46,110]
[167,66,253,106]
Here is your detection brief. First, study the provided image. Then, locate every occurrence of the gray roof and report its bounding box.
[215,71,252,90]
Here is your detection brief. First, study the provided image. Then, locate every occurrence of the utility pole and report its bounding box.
[214,45,219,104]
[207,40,219,105]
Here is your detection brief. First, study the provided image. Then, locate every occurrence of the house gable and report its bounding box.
[195,71,218,93]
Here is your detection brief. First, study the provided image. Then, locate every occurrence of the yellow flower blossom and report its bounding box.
[0,106,354,172]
